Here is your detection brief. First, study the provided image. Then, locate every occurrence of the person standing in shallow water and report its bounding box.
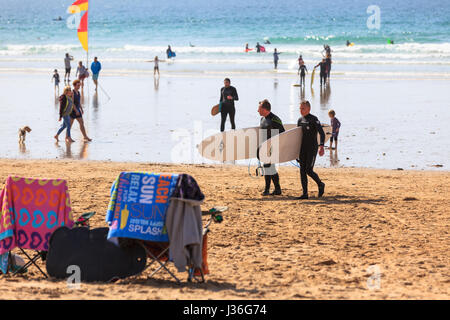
[55,86,75,143]
[273,48,281,69]
[219,78,239,132]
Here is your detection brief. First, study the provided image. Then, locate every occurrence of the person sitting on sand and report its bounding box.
[328,109,341,150]
[258,99,285,196]
[70,79,92,142]
[55,86,75,143]
[52,69,60,95]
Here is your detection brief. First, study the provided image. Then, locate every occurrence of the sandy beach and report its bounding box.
[0,159,448,300]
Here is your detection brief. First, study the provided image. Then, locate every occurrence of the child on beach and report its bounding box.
[328,109,341,149]
[297,56,307,87]
[55,86,75,143]
[146,56,165,76]
[52,69,60,94]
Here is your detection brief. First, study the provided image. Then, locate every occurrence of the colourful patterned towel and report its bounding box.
[0,176,74,255]
[106,172,179,242]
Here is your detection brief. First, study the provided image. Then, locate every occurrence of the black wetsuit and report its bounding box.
[318,62,328,86]
[299,65,307,86]
[297,113,325,196]
[326,56,332,80]
[260,112,285,193]
[219,86,239,132]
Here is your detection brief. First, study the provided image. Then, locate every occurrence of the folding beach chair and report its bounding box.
[4,211,97,278]
[7,211,97,277]
[137,206,225,284]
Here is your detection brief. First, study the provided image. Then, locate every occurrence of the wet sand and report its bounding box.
[0,159,448,299]
[0,72,449,170]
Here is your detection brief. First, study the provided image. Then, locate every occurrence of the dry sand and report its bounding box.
[0,159,448,300]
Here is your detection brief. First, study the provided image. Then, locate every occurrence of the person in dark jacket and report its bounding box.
[258,99,285,196]
[219,78,239,132]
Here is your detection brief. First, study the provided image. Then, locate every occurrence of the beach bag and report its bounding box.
[46,227,146,282]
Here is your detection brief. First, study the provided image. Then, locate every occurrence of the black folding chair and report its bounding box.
[136,207,225,283]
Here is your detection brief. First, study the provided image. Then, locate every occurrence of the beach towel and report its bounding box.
[0,176,74,256]
[106,172,179,242]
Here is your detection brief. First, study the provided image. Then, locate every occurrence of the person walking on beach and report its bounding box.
[76,61,89,88]
[258,99,285,196]
[296,100,325,199]
[55,86,75,143]
[90,57,102,91]
[70,79,92,142]
[52,69,60,95]
[328,109,341,149]
[64,53,74,83]
[219,78,239,132]
[315,58,328,87]
[273,48,281,69]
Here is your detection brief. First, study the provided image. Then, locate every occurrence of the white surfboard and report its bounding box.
[197,124,297,161]
[258,124,332,164]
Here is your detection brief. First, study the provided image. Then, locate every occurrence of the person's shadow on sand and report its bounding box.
[117,278,260,295]
[237,194,385,205]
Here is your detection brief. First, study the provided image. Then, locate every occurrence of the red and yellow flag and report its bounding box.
[68,0,89,52]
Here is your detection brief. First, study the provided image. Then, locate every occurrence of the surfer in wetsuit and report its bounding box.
[296,100,325,199]
[315,59,328,87]
[273,48,281,69]
[219,78,239,132]
[256,42,262,53]
[258,99,285,196]
[166,45,173,59]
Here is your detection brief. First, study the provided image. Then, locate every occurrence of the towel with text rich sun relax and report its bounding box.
[0,176,74,255]
[106,172,179,242]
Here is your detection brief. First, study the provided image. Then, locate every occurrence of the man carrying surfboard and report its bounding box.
[219,78,239,132]
[297,100,325,199]
[315,59,328,87]
[258,99,285,196]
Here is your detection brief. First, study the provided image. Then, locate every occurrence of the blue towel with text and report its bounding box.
[106,172,179,242]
